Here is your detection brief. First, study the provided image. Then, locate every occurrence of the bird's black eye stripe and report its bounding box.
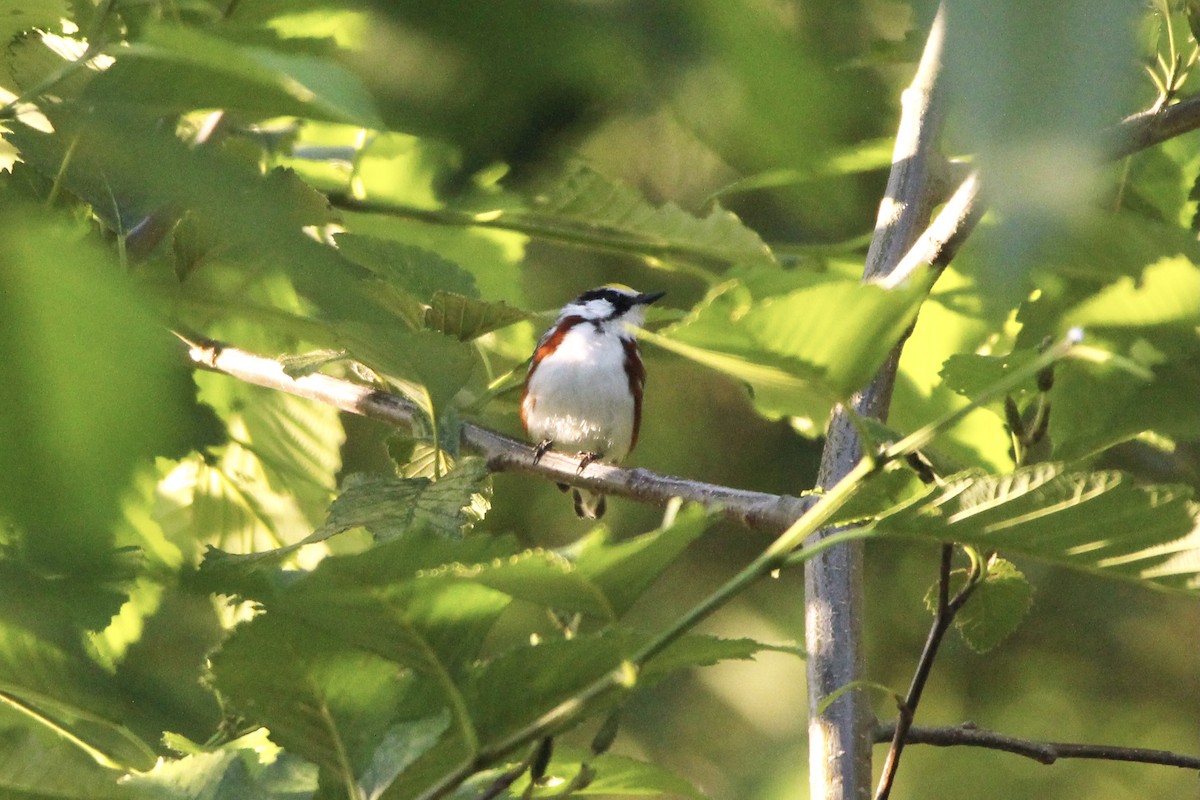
[576,288,633,311]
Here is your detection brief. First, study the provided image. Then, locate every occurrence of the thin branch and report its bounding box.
[873,545,981,800]
[182,335,810,533]
[874,721,1200,771]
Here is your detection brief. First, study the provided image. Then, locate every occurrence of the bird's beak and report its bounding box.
[636,291,666,305]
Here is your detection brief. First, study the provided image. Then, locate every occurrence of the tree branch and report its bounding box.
[874,721,1200,771]
[182,335,810,533]
[806,6,949,799]
[881,92,1200,290]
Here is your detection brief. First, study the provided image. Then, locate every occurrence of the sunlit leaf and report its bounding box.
[124,728,318,800]
[1063,256,1200,329]
[86,24,382,125]
[876,464,1198,591]
[0,1,66,52]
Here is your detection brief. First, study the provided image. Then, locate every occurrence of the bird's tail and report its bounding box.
[572,489,606,520]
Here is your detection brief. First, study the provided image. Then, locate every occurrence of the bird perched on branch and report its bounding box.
[521,285,664,519]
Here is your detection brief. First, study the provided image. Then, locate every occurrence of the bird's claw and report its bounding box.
[533,439,553,464]
[576,451,602,474]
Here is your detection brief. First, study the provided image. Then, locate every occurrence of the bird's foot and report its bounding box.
[532,439,553,464]
[576,451,603,474]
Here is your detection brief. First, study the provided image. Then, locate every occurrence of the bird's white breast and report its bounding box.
[523,322,636,462]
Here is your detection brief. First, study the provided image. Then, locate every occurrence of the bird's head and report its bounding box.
[560,284,666,327]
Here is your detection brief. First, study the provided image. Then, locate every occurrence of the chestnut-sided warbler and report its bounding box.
[521,285,665,519]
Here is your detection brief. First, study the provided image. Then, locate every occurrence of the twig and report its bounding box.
[873,545,981,800]
[181,335,810,533]
[874,721,1200,771]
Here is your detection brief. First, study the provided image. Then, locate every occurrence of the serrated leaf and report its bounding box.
[209,613,413,780]
[527,164,773,266]
[335,233,479,299]
[458,508,713,621]
[519,749,708,799]
[337,323,476,411]
[85,24,382,125]
[425,292,528,340]
[0,1,66,51]
[3,30,93,99]
[939,348,1042,401]
[925,559,1033,653]
[646,277,924,429]
[466,634,629,746]
[740,277,927,393]
[320,458,491,541]
[463,549,616,620]
[641,634,793,683]
[571,505,714,617]
[1063,256,1200,329]
[876,464,1199,592]
[124,728,318,800]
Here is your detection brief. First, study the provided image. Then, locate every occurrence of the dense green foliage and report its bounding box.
[0,1,1198,799]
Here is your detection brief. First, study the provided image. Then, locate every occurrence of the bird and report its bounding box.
[521,284,665,519]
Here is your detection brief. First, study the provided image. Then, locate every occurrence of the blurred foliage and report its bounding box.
[0,1,1198,799]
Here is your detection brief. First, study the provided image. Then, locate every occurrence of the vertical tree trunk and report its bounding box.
[804,7,947,799]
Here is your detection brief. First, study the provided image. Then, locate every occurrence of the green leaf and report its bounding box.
[466,634,629,746]
[209,613,414,780]
[648,277,925,430]
[526,164,774,266]
[425,292,529,341]
[740,278,927,392]
[124,728,318,800]
[875,464,1199,592]
[0,717,130,800]
[0,1,66,51]
[461,549,616,620]
[940,348,1042,402]
[925,559,1034,653]
[0,564,158,771]
[1063,256,1200,330]
[359,714,454,800]
[0,202,208,574]
[459,506,714,621]
[641,634,794,683]
[196,372,344,527]
[337,323,477,411]
[519,749,707,798]
[335,233,480,299]
[319,458,491,541]
[86,24,382,125]
[571,505,715,617]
